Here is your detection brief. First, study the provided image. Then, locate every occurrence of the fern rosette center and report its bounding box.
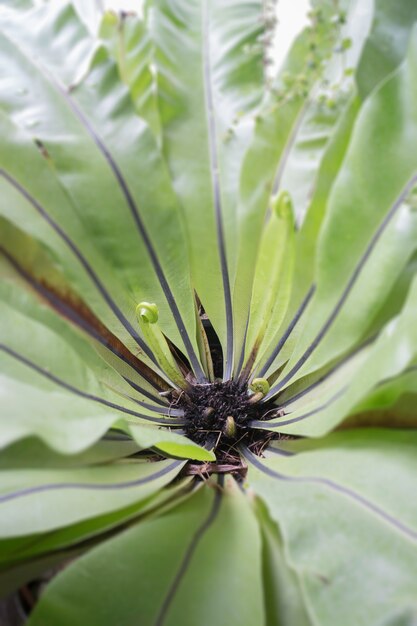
[1,1,417,624]
[178,379,277,462]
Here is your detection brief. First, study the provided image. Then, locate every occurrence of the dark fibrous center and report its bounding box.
[173,380,279,465]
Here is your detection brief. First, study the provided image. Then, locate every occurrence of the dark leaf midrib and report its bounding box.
[0,245,170,403]
[1,28,205,382]
[154,475,223,626]
[0,169,156,364]
[202,0,234,380]
[0,344,183,426]
[0,460,183,505]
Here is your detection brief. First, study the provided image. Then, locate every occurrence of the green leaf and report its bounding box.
[0,458,183,537]
[0,1,98,86]
[256,498,312,626]
[354,366,417,414]
[126,423,216,462]
[274,0,373,229]
[361,252,417,340]
[277,94,352,228]
[99,10,161,138]
[343,393,417,430]
[233,0,371,372]
[252,1,417,380]
[246,429,417,626]
[357,0,417,98]
[0,299,176,452]
[0,231,170,397]
[256,95,361,378]
[269,29,417,392]
[305,201,417,379]
[0,436,141,470]
[150,0,266,376]
[0,2,204,379]
[1,1,417,621]
[241,195,295,373]
[28,477,264,626]
[0,479,192,579]
[256,274,417,436]
[232,28,324,368]
[0,255,215,460]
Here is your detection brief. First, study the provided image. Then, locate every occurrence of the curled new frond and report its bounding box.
[136,301,185,388]
[250,378,270,395]
[273,191,293,221]
[224,415,237,438]
[136,302,159,324]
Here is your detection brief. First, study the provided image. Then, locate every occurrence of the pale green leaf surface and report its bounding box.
[293,203,417,380]
[254,94,361,378]
[278,341,371,415]
[353,367,417,414]
[0,370,207,459]
[0,130,148,365]
[0,0,34,9]
[0,458,183,537]
[0,252,167,400]
[0,297,166,423]
[290,94,360,304]
[150,0,265,373]
[0,371,114,453]
[276,0,373,227]
[0,1,98,86]
[125,423,215,462]
[276,31,417,390]
[0,436,140,470]
[258,3,417,380]
[72,52,201,366]
[28,478,264,626]
[232,30,320,368]
[0,281,213,460]
[0,4,202,373]
[99,11,161,138]
[242,206,294,371]
[247,430,417,626]
[234,0,369,374]
[357,0,417,98]
[0,479,192,573]
[257,499,313,626]
[279,94,352,229]
[361,253,417,342]
[274,0,370,206]
[260,276,417,435]
[342,395,417,431]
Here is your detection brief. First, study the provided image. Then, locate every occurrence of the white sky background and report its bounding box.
[101,0,311,72]
[272,0,311,69]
